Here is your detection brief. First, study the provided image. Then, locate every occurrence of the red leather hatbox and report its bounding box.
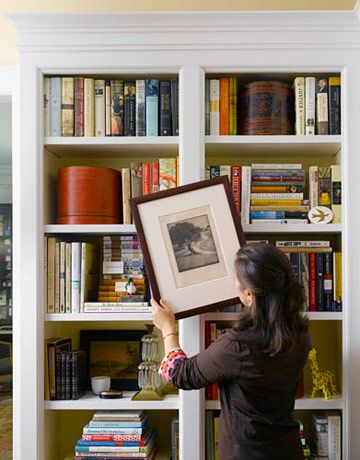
[57,165,121,224]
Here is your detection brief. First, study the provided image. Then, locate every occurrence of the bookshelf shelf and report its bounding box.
[45,392,179,410]
[243,224,342,234]
[44,224,137,234]
[205,395,343,411]
[205,135,341,157]
[203,312,342,322]
[45,312,152,322]
[44,136,179,157]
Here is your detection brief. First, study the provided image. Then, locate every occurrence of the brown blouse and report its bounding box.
[169,325,310,460]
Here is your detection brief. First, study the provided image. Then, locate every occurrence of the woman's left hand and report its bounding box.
[151,298,176,336]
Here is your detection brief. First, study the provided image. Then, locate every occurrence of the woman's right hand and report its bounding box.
[151,298,176,336]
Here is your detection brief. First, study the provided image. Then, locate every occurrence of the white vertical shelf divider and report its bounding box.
[178,64,205,460]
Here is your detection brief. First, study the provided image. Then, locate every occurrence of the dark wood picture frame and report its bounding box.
[80,329,147,391]
[130,176,245,319]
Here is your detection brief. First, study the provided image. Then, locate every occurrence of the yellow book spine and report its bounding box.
[250,199,303,206]
[84,78,95,136]
[159,158,177,190]
[61,77,74,136]
[333,252,342,305]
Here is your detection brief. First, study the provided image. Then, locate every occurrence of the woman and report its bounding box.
[151,242,310,460]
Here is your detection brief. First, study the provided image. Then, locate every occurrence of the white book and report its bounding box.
[250,193,303,200]
[84,78,95,136]
[105,81,111,136]
[241,166,251,225]
[71,242,81,313]
[50,77,61,137]
[276,240,330,248]
[95,79,105,137]
[251,163,302,169]
[136,79,145,136]
[330,165,341,224]
[54,242,60,313]
[251,219,309,224]
[219,165,231,179]
[209,79,220,135]
[305,76,316,135]
[294,77,305,135]
[59,241,66,313]
[65,242,72,313]
[327,412,341,460]
[309,165,319,208]
[43,77,51,137]
[93,410,144,419]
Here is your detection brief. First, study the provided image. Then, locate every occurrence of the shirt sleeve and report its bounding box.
[163,328,247,390]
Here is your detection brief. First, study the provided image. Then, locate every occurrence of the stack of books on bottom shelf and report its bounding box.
[74,410,157,459]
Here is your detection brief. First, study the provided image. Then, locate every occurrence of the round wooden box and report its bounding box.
[240,81,294,135]
[57,165,121,224]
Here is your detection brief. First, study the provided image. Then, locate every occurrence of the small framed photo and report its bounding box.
[130,176,245,319]
[80,329,147,391]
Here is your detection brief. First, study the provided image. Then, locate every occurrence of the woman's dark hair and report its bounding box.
[234,242,308,355]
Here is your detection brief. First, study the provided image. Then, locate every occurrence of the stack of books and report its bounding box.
[277,240,342,312]
[74,410,157,459]
[248,164,308,225]
[44,76,179,137]
[44,337,86,400]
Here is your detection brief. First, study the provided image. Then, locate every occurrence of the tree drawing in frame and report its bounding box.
[167,214,219,273]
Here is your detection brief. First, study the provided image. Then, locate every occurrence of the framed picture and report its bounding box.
[130,176,245,319]
[80,329,147,391]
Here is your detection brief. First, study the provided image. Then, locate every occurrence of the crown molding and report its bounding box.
[7,11,360,53]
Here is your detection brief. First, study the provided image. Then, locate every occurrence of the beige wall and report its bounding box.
[1,0,357,64]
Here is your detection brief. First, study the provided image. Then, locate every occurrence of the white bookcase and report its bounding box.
[9,9,360,460]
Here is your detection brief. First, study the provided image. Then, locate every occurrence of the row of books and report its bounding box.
[206,163,341,225]
[44,76,179,138]
[311,411,341,460]
[120,158,178,224]
[45,236,149,314]
[73,410,157,459]
[205,75,341,135]
[44,337,86,400]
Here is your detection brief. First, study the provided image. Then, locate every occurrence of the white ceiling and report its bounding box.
[0,102,11,168]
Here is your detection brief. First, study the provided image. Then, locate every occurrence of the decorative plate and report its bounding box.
[308,206,333,224]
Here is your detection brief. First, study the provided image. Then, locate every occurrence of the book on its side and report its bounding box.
[84,78,95,136]
[94,79,105,137]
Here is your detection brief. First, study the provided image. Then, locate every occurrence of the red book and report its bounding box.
[219,77,230,135]
[142,163,151,195]
[82,434,142,442]
[74,77,84,137]
[151,161,159,193]
[231,165,241,213]
[309,252,317,311]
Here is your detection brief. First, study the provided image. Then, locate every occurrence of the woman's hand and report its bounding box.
[151,298,176,336]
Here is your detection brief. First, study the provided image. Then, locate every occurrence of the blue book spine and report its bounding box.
[145,79,159,136]
[171,78,179,135]
[250,211,285,219]
[50,77,61,136]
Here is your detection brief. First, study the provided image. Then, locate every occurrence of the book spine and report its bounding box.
[50,77,61,136]
[318,166,332,208]
[309,252,317,312]
[71,242,81,313]
[250,193,303,200]
[220,165,231,179]
[231,165,241,213]
[251,163,302,169]
[251,205,309,212]
[84,78,95,136]
[251,211,285,219]
[105,80,112,136]
[324,252,333,311]
[44,236,48,312]
[65,352,71,400]
[111,80,124,136]
[74,76,84,137]
[47,237,56,314]
[80,242,86,312]
[59,241,66,313]
[83,306,151,313]
[124,81,136,136]
[130,162,142,199]
[330,165,341,224]
[145,79,159,136]
[151,161,159,193]
[171,78,179,135]
[327,413,341,460]
[241,166,251,225]
[135,80,146,136]
[121,168,132,224]
[250,199,305,206]
[289,253,301,283]
[55,352,62,400]
[65,242,72,314]
[276,240,330,248]
[316,77,329,135]
[83,427,144,435]
[61,76,74,136]
[141,163,151,195]
[55,241,60,313]
[300,252,309,310]
[210,165,220,178]
[229,76,238,135]
[205,79,210,135]
[316,253,325,311]
[43,77,51,137]
[294,77,305,135]
[160,80,172,136]
[209,79,220,135]
[305,76,316,135]
[333,252,342,311]
[255,219,308,224]
[94,79,105,137]
[219,77,230,135]
[329,76,341,135]
[309,165,319,209]
[159,158,177,190]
